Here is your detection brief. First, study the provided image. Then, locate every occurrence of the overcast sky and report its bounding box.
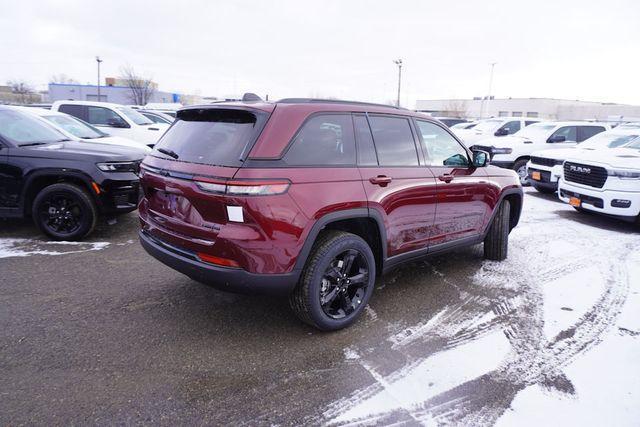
[1,0,639,107]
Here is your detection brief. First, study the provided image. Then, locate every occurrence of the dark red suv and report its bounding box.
[138,98,522,330]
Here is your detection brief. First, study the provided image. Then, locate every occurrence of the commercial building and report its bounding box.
[47,79,182,105]
[415,97,640,121]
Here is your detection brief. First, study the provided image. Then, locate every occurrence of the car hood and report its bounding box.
[86,135,152,152]
[530,147,577,160]
[565,147,640,169]
[475,135,530,147]
[19,140,144,161]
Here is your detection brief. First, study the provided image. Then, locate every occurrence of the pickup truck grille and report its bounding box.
[563,162,608,188]
[530,156,560,167]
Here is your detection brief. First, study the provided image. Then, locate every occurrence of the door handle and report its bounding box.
[369,175,392,186]
[438,174,454,183]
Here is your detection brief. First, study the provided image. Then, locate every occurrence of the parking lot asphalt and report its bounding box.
[1,188,639,426]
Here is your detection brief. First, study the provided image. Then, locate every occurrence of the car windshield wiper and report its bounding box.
[18,142,48,147]
[157,147,179,159]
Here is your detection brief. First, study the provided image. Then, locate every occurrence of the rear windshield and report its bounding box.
[152,108,265,167]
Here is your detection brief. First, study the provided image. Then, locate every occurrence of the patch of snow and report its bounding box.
[0,238,109,259]
[343,347,360,360]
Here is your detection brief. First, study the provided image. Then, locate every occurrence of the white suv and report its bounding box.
[51,101,170,146]
[527,127,640,193]
[558,140,640,223]
[472,121,610,184]
[452,117,539,146]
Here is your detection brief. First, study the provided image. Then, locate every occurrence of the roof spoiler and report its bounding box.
[242,93,263,102]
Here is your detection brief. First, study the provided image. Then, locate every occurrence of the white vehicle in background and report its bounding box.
[139,110,175,125]
[558,140,640,223]
[51,101,170,147]
[144,102,182,118]
[450,121,478,130]
[14,107,151,154]
[452,117,540,146]
[527,127,639,193]
[472,121,610,184]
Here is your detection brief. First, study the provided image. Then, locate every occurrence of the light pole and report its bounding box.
[393,59,402,107]
[96,56,103,101]
[484,62,497,118]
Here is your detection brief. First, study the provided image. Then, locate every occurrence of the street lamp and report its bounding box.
[96,56,103,101]
[393,59,403,107]
[480,62,497,118]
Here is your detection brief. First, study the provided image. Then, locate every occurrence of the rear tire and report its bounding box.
[32,183,97,241]
[484,200,510,261]
[289,231,376,331]
[514,159,530,186]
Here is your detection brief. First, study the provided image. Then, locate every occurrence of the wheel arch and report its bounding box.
[293,208,387,276]
[483,187,523,235]
[22,169,97,216]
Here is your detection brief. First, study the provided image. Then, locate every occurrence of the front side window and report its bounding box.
[368,115,418,166]
[416,120,469,167]
[285,114,355,166]
[499,120,521,134]
[549,126,577,143]
[87,106,125,126]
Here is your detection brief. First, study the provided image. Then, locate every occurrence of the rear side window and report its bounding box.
[577,126,605,142]
[368,115,418,166]
[57,104,86,121]
[285,114,355,166]
[353,115,378,166]
[154,108,264,167]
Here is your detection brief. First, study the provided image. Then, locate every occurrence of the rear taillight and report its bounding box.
[194,177,290,196]
[197,252,241,268]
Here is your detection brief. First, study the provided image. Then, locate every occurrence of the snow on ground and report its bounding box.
[0,238,109,258]
[322,188,640,426]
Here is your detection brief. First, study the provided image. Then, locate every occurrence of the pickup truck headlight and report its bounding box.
[97,161,140,173]
[608,169,640,179]
[491,147,512,154]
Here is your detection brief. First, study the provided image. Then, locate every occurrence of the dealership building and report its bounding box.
[415,97,640,121]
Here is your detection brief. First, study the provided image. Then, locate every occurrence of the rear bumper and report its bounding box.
[139,230,299,296]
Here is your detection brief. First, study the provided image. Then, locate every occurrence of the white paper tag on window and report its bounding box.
[227,206,244,222]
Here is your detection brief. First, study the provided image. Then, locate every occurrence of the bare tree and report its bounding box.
[442,100,468,118]
[49,74,78,84]
[6,80,38,104]
[119,65,156,105]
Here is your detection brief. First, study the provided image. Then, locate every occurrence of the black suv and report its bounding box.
[0,107,143,240]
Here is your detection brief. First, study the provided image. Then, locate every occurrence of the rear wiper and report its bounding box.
[157,147,179,159]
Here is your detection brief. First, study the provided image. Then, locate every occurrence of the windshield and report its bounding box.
[514,122,556,139]
[617,137,640,150]
[0,110,68,145]
[579,132,640,150]
[44,114,107,139]
[473,119,503,132]
[153,108,265,167]
[116,106,154,125]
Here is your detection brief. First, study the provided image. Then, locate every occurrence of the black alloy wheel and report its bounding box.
[319,249,370,319]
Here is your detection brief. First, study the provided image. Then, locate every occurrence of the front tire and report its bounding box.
[289,231,376,331]
[484,200,511,261]
[32,183,97,241]
[514,159,530,186]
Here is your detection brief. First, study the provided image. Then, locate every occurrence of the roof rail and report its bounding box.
[276,98,406,110]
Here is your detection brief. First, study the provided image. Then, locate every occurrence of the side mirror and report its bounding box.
[107,117,128,128]
[472,150,489,167]
[494,128,509,136]
[548,135,566,143]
